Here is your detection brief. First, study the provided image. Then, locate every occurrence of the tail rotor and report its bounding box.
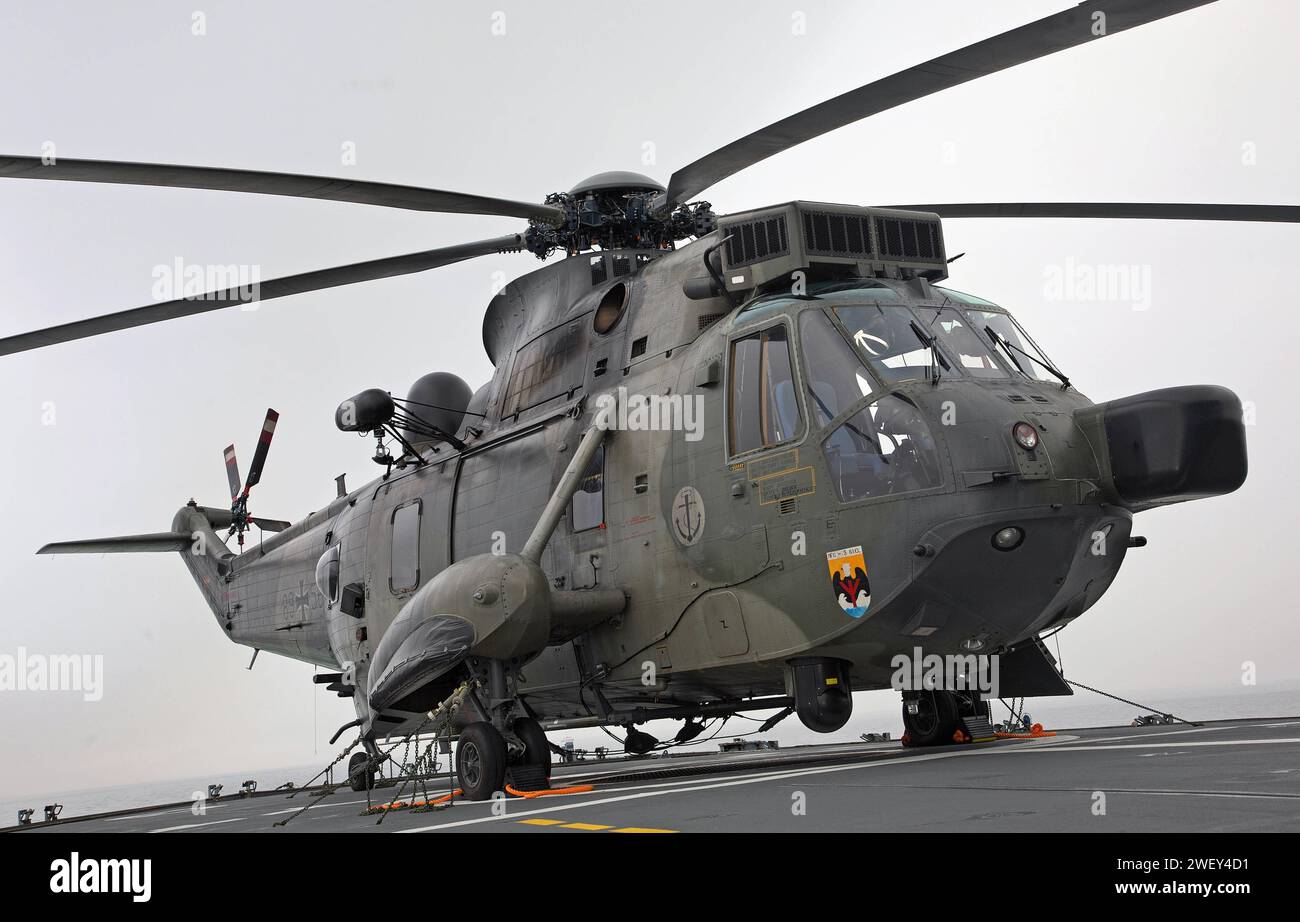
[225,408,284,549]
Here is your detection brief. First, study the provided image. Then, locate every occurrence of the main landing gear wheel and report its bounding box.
[902,690,960,747]
[347,752,375,792]
[456,721,507,801]
[512,717,552,782]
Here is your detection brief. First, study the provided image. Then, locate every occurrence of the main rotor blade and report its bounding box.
[661,0,1217,207]
[0,232,524,356]
[243,409,279,494]
[0,156,563,223]
[223,445,242,501]
[881,202,1300,223]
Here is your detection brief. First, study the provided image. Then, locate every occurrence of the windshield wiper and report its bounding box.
[985,326,1071,390]
[908,320,950,386]
[983,326,1028,376]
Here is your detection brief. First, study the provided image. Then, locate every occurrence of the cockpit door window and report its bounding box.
[728,324,802,455]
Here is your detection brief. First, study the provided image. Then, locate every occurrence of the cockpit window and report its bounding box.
[915,307,1008,379]
[728,324,801,454]
[799,309,875,426]
[966,309,1058,383]
[832,304,934,383]
[822,395,942,501]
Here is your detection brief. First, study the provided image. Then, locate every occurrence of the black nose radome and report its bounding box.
[1083,385,1248,507]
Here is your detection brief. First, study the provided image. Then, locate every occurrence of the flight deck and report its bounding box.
[11,717,1300,834]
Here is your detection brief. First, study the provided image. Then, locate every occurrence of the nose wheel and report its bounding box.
[901,690,961,746]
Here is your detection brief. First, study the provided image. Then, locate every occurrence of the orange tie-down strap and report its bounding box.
[363,783,596,814]
[994,723,1056,739]
[506,783,595,799]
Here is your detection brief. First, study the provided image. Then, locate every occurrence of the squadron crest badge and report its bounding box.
[826,545,871,618]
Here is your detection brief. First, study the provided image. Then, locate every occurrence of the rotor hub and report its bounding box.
[524,171,714,259]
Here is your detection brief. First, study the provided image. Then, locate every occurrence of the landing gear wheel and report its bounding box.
[902,690,961,747]
[512,717,552,782]
[347,752,375,792]
[456,722,507,801]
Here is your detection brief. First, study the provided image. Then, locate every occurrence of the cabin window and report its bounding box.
[570,444,605,532]
[390,500,421,593]
[502,321,586,416]
[728,324,801,455]
[315,543,341,604]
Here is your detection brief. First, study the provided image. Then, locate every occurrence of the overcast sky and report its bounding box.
[1,0,1297,801]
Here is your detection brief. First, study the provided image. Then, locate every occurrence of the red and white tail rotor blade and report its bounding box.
[223,444,242,502]
[243,409,279,496]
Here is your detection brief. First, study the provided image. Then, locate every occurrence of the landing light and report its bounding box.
[992,526,1024,551]
[1012,421,1039,451]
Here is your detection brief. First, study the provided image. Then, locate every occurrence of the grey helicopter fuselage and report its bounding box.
[166,198,1248,739]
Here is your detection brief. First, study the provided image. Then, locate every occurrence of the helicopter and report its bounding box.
[5,0,1272,799]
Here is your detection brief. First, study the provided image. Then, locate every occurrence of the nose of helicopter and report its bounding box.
[878,385,1246,656]
[898,503,1134,654]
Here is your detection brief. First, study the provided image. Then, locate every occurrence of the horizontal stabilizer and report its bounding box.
[37,532,193,555]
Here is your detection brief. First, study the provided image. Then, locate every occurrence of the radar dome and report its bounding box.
[401,372,472,450]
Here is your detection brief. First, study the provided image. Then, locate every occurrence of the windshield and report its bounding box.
[799,309,875,426]
[832,304,935,383]
[965,309,1059,384]
[915,306,1009,379]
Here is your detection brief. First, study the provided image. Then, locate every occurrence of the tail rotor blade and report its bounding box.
[250,517,292,533]
[243,409,279,493]
[223,444,242,501]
